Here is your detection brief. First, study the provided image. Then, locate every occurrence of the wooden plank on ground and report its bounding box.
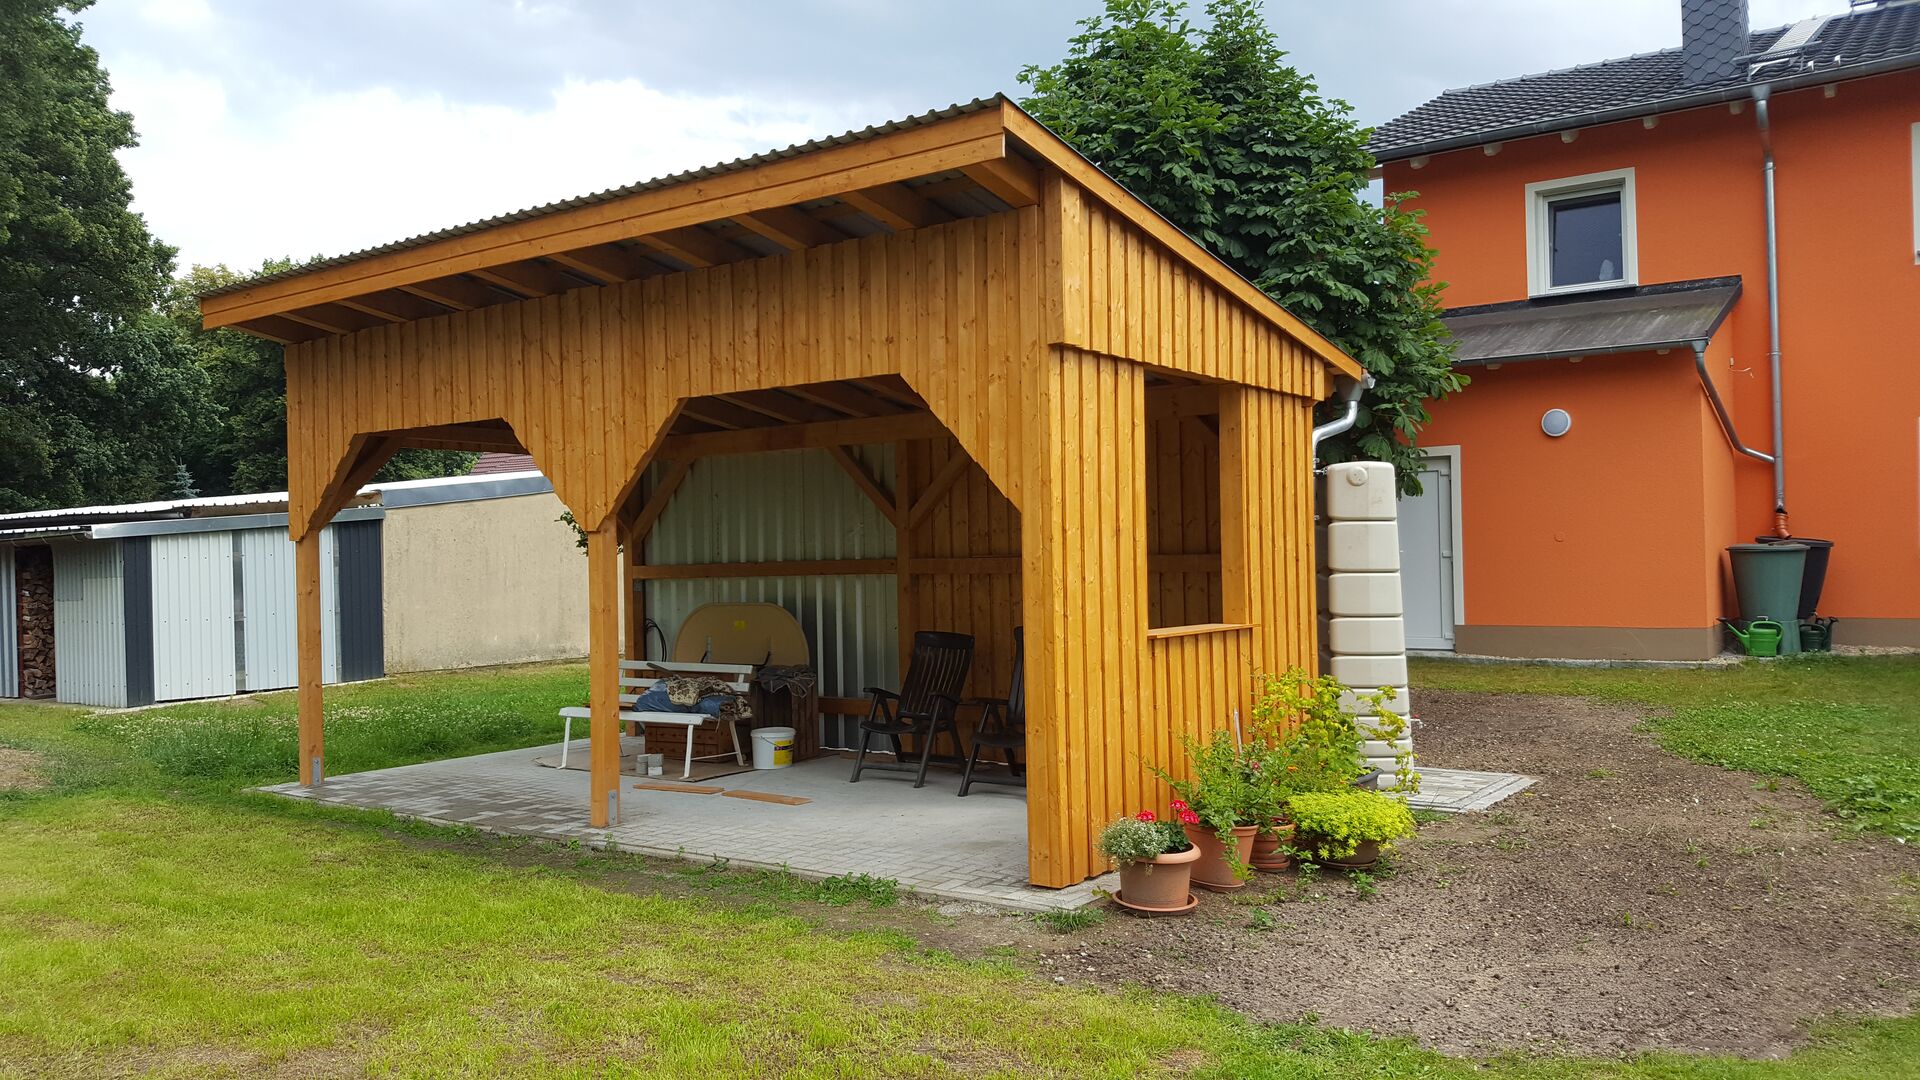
[721,790,812,806]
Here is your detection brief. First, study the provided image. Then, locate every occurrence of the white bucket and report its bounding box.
[750,726,796,770]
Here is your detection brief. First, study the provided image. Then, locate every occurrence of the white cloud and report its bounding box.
[110,65,871,272]
[136,0,213,28]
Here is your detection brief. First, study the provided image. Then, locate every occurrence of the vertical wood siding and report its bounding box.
[1145,412,1224,628]
[278,182,1336,887]
[284,208,1050,536]
[901,437,1022,741]
[51,542,126,708]
[1047,183,1331,401]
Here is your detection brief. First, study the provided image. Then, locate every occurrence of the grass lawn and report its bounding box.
[1,659,1916,1077]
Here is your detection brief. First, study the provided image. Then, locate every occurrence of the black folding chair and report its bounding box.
[959,628,1025,796]
[850,631,974,788]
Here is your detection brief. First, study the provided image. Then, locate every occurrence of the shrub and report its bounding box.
[1285,790,1417,862]
[1251,669,1418,796]
[1096,812,1192,865]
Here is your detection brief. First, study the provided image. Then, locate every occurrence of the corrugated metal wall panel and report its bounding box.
[331,519,384,682]
[149,533,238,701]
[0,546,16,698]
[319,525,341,684]
[51,542,126,707]
[238,527,298,692]
[643,446,899,745]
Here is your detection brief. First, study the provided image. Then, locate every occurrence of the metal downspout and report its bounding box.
[1310,374,1374,459]
[1694,341,1774,464]
[1753,86,1790,536]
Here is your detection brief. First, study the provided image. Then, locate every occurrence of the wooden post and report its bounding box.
[587,516,622,827]
[295,529,324,785]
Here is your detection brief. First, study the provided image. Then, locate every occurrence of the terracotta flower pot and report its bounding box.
[1251,822,1295,873]
[1298,834,1382,869]
[1183,823,1258,891]
[1115,843,1200,911]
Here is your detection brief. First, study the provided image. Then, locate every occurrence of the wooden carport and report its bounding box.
[200,96,1364,888]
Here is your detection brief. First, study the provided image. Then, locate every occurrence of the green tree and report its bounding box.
[1021,0,1463,492]
[0,0,195,511]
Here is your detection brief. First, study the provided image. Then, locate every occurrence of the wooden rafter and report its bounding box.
[680,398,773,431]
[632,557,894,581]
[853,376,926,410]
[718,389,841,425]
[782,381,902,417]
[282,303,387,335]
[234,315,324,344]
[636,227,753,268]
[398,276,502,311]
[627,459,694,540]
[548,244,662,285]
[469,259,582,298]
[734,206,844,251]
[336,289,451,323]
[961,157,1041,208]
[825,445,897,525]
[398,420,527,454]
[839,183,953,231]
[907,451,972,528]
[655,412,943,459]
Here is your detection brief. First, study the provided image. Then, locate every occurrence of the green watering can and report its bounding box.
[1722,618,1784,657]
[1801,617,1837,653]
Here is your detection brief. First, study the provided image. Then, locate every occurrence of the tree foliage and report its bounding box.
[0,0,199,511]
[0,3,472,511]
[1021,0,1463,492]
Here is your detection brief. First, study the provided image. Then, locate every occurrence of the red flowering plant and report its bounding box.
[1097,804,1195,867]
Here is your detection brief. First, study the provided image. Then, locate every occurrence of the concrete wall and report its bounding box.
[381,490,591,673]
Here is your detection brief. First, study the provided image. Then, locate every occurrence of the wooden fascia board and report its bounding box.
[201,110,1013,329]
[1000,101,1366,381]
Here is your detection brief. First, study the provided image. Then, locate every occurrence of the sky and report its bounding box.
[79,0,1853,273]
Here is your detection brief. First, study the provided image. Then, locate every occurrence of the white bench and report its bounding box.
[558,660,753,779]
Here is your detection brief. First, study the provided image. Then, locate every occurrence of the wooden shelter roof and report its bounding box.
[198,95,1363,381]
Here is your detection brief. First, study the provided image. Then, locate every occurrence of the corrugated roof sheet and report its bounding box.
[1371,3,1920,160]
[1443,276,1742,365]
[200,96,1009,301]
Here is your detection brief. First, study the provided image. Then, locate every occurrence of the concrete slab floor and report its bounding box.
[258,749,1532,911]
[259,744,1116,912]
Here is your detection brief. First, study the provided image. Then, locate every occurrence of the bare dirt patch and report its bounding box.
[0,747,49,792]
[1042,691,1920,1057]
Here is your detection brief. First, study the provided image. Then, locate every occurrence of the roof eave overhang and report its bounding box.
[199,98,1365,381]
[1455,337,1706,367]
[1372,53,1920,164]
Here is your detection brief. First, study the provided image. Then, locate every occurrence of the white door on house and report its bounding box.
[1400,454,1458,651]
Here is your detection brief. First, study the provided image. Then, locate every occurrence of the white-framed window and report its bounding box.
[1524,168,1638,296]
[1910,122,1919,265]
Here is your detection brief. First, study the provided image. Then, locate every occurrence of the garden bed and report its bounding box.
[1025,689,1920,1058]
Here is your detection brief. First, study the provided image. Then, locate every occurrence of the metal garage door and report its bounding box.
[149,532,238,700]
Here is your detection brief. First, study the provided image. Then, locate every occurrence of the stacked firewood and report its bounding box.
[14,549,54,698]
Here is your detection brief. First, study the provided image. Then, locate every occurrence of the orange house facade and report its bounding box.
[1372,0,1920,660]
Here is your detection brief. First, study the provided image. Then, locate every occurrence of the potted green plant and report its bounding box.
[1244,670,1418,869]
[1154,730,1265,891]
[1097,809,1199,914]
[1285,789,1417,869]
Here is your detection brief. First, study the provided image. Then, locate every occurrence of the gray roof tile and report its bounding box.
[1371,3,1920,161]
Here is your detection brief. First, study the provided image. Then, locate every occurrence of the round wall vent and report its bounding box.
[1541,408,1573,438]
